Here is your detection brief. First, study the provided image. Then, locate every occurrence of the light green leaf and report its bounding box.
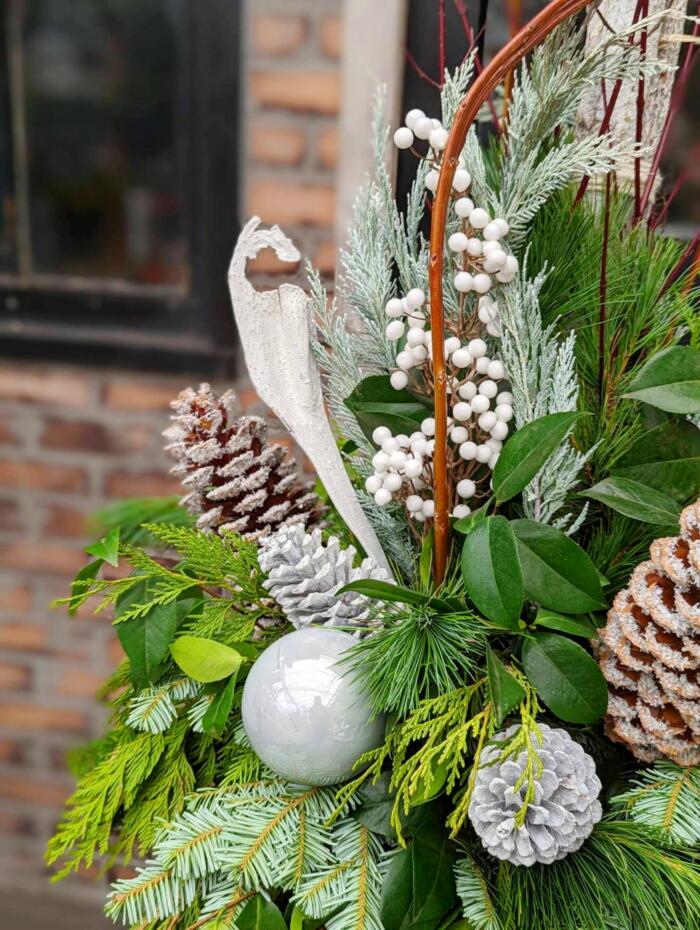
[461,517,523,629]
[170,635,244,683]
[522,632,608,724]
[584,476,681,526]
[623,345,700,413]
[487,647,525,727]
[85,527,120,567]
[492,412,578,502]
[533,609,597,639]
[511,520,606,613]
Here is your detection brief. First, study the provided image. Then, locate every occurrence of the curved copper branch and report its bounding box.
[428,0,593,585]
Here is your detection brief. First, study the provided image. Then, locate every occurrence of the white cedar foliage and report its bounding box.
[454,853,502,930]
[613,762,700,847]
[126,679,200,734]
[106,781,384,930]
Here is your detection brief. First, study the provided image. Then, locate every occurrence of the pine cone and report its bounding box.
[468,724,602,867]
[598,500,700,767]
[258,524,389,630]
[164,384,318,540]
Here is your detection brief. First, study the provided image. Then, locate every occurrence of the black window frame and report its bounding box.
[0,0,241,375]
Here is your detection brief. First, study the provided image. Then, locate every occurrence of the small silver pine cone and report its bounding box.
[164,384,318,540]
[469,724,602,867]
[258,524,389,630]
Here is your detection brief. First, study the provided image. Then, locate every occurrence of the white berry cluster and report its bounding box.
[364,424,435,520]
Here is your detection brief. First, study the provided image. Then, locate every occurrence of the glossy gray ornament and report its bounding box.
[241,627,385,786]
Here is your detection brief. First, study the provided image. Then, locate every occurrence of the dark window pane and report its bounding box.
[23,0,189,288]
[0,11,16,273]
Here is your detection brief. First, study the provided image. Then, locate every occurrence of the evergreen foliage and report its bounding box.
[612,763,700,847]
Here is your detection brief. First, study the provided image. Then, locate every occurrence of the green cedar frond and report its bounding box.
[345,607,486,717]
[612,763,700,847]
[294,819,385,930]
[454,853,503,930]
[493,819,700,930]
[127,679,201,734]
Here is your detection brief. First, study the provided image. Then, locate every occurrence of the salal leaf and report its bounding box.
[170,635,245,683]
[533,609,597,640]
[453,500,490,535]
[492,412,578,502]
[461,516,523,629]
[345,375,429,440]
[511,519,606,613]
[116,583,198,689]
[202,672,238,737]
[381,823,458,930]
[623,345,700,414]
[487,647,525,727]
[614,420,700,502]
[85,527,120,567]
[584,476,681,526]
[236,895,287,930]
[522,632,608,724]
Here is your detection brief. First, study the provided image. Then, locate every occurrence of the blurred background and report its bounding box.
[0,1,697,926]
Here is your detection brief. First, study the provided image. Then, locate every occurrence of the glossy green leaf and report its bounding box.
[410,759,449,807]
[522,632,608,724]
[338,579,452,613]
[202,672,238,737]
[419,528,434,589]
[614,420,700,502]
[584,476,681,526]
[492,412,578,502]
[487,646,525,727]
[512,520,606,613]
[453,500,490,535]
[381,823,458,930]
[533,609,597,639]
[236,895,287,930]
[352,773,445,842]
[623,345,700,413]
[85,527,120,567]
[116,584,197,689]
[69,559,102,616]
[170,635,244,683]
[345,375,429,440]
[461,517,523,629]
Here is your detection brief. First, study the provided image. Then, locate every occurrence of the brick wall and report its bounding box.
[0,0,344,909]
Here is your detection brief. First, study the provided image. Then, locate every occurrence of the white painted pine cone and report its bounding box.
[258,525,388,630]
[469,724,602,866]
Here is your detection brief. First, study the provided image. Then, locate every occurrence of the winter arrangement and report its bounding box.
[47,3,700,929]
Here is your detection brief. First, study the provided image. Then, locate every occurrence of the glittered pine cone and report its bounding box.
[468,724,602,867]
[258,524,389,630]
[164,384,319,540]
[598,500,700,767]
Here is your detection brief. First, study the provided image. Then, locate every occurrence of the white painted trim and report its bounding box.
[336,0,409,252]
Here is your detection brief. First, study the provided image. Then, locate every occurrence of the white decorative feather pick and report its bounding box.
[227,216,391,575]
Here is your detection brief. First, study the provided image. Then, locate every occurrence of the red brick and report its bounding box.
[0,662,30,689]
[103,380,178,412]
[0,416,18,446]
[248,180,336,227]
[41,419,111,453]
[320,16,342,58]
[56,668,104,698]
[0,702,88,734]
[0,541,85,576]
[104,470,181,498]
[0,738,25,763]
[313,240,338,275]
[0,369,90,407]
[0,808,34,834]
[0,774,73,807]
[252,15,306,56]
[251,71,340,115]
[247,248,301,276]
[0,498,22,532]
[0,583,31,612]
[317,126,339,169]
[42,504,88,539]
[0,459,86,493]
[250,125,306,166]
[0,623,48,652]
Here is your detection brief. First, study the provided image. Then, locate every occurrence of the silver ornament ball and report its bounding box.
[241,628,385,786]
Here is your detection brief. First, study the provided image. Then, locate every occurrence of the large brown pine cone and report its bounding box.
[164,384,319,540]
[597,501,700,766]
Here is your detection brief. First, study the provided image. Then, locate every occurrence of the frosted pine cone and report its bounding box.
[164,384,318,540]
[258,524,389,630]
[469,724,602,867]
[598,500,700,767]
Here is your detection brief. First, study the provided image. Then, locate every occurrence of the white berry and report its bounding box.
[452,168,471,192]
[385,298,403,318]
[372,451,390,472]
[468,338,487,358]
[374,488,393,506]
[386,320,405,340]
[405,108,425,130]
[459,441,478,460]
[397,350,414,371]
[450,426,468,444]
[479,379,499,399]
[411,345,428,363]
[421,417,436,436]
[453,504,471,519]
[445,336,461,354]
[454,272,474,293]
[487,360,506,380]
[372,426,391,445]
[382,436,400,453]
[430,127,449,151]
[383,472,403,492]
[478,411,497,431]
[483,250,507,273]
[494,218,510,236]
[425,170,439,192]
[471,394,490,414]
[483,221,504,241]
[466,238,483,257]
[404,458,423,479]
[451,348,472,369]
[475,356,491,374]
[490,420,509,441]
[365,475,382,494]
[469,208,489,229]
[448,232,469,253]
[488,452,500,470]
[457,478,476,499]
[389,450,407,470]
[406,287,425,309]
[414,116,434,140]
[473,273,492,294]
[394,127,414,149]
[475,444,492,463]
[486,438,502,452]
[497,391,513,404]
[459,381,477,400]
[406,494,423,512]
[495,403,513,422]
[422,499,436,518]
[455,197,475,218]
[407,327,426,348]
[453,401,472,421]
[390,370,409,390]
